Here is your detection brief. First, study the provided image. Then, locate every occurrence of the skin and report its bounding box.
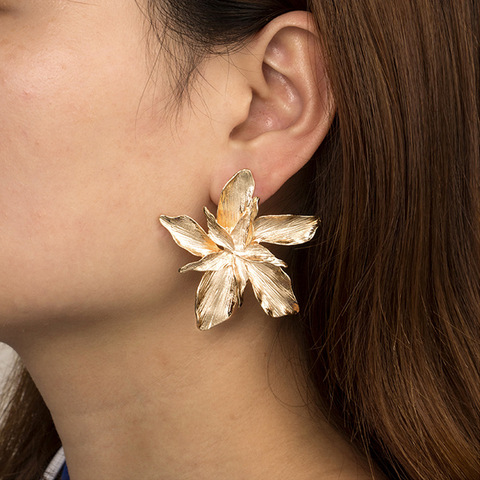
[0,1,379,479]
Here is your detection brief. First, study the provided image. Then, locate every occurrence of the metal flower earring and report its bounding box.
[159,169,319,330]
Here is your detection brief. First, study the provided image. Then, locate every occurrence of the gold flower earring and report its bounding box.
[159,169,319,330]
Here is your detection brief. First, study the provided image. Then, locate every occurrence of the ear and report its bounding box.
[209,11,335,203]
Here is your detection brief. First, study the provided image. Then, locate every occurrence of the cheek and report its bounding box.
[0,45,125,246]
[0,1,218,333]
[0,36,174,319]
[0,29,212,330]
[0,8,174,224]
[0,35,148,157]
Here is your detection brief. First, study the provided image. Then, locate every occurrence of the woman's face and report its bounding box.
[0,1,216,336]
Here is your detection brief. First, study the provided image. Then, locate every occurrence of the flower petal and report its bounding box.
[233,256,248,306]
[231,197,259,249]
[217,169,255,230]
[241,243,287,268]
[195,266,238,330]
[159,215,219,257]
[203,207,235,250]
[254,215,320,245]
[245,262,299,317]
[179,251,231,273]
[250,196,259,221]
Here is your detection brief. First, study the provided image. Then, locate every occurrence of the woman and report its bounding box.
[0,1,479,479]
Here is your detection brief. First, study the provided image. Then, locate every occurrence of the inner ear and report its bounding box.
[209,12,335,204]
[230,62,303,141]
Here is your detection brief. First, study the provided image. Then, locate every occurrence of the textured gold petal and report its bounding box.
[196,266,238,330]
[217,169,255,230]
[241,243,287,267]
[245,262,299,317]
[203,207,235,250]
[253,215,320,245]
[233,256,248,306]
[159,215,219,257]
[179,251,231,273]
[250,196,259,222]
[231,197,259,249]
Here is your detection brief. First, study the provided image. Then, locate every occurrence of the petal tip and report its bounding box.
[266,303,299,318]
[197,319,211,331]
[228,168,253,183]
[223,169,255,196]
[203,206,216,223]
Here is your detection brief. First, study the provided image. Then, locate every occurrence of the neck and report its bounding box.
[13,289,373,480]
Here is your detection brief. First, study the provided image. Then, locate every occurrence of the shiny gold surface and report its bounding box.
[159,169,320,330]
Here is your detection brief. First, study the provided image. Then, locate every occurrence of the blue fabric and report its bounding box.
[60,463,70,480]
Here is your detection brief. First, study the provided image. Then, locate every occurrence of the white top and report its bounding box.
[42,447,65,480]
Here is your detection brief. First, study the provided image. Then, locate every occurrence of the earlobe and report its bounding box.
[210,11,335,203]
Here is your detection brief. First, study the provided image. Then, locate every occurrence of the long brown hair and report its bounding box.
[1,1,479,479]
